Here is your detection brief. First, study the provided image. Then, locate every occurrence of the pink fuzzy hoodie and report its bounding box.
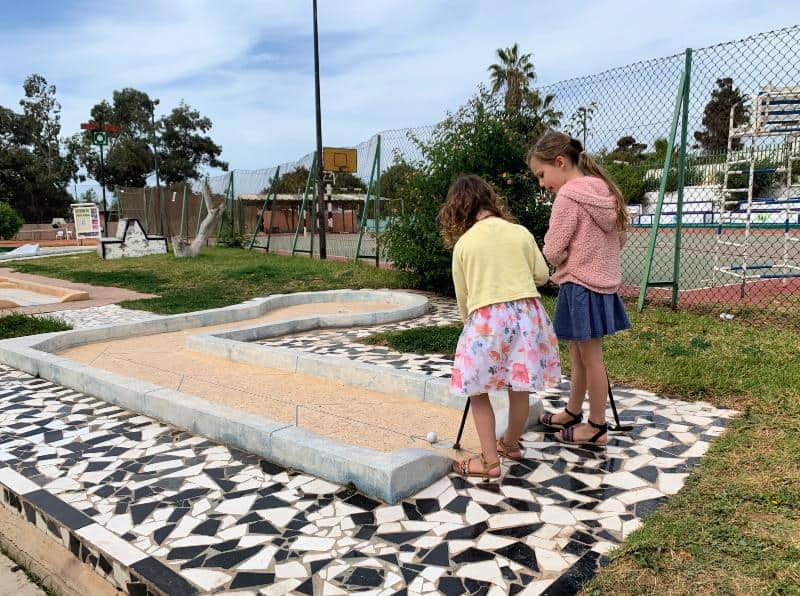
[543,176,626,294]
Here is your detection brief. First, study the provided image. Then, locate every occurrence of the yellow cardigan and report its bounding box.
[452,217,549,321]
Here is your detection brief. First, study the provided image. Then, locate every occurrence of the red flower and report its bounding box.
[511,363,530,384]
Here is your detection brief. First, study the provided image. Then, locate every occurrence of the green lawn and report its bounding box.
[10,247,416,314]
[0,314,71,339]
[364,305,800,595]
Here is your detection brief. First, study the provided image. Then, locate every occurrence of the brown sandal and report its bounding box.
[452,454,501,480]
[497,437,522,461]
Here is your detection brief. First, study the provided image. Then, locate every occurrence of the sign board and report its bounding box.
[71,203,102,240]
[322,147,357,173]
[81,122,121,133]
[92,131,109,146]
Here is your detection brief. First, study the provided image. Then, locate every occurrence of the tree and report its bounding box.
[276,167,310,194]
[607,136,647,163]
[488,43,536,113]
[79,188,99,204]
[332,172,367,192]
[383,87,553,293]
[0,202,24,239]
[380,162,419,200]
[157,102,228,185]
[694,78,747,152]
[79,89,157,189]
[173,179,225,257]
[0,75,77,222]
[20,75,61,176]
[565,101,598,149]
[515,90,564,150]
[78,91,228,190]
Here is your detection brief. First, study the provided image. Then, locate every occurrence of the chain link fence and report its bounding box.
[116,25,799,320]
[536,25,800,320]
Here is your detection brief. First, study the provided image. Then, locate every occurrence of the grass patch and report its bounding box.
[362,302,800,594]
[9,247,416,314]
[363,324,462,357]
[0,313,71,339]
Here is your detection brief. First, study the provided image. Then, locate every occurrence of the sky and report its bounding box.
[1,0,799,189]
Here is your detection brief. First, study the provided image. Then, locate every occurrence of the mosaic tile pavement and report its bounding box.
[1,295,735,594]
[36,304,165,329]
[258,293,460,378]
[0,366,732,595]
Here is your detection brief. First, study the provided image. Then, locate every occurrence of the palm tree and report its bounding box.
[488,43,536,113]
[526,90,562,131]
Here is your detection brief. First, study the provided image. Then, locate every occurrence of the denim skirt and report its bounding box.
[553,282,631,341]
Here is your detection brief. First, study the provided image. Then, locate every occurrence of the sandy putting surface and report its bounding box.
[58,300,482,455]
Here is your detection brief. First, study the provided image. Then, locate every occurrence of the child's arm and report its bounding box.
[619,228,628,248]
[529,235,550,286]
[452,247,468,322]
[543,197,578,266]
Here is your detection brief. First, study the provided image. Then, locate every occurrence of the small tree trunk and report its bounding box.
[173,180,225,258]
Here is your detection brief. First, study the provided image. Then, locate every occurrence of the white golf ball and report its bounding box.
[426,431,438,443]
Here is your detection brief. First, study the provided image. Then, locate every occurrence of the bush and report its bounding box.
[0,201,24,240]
[380,162,419,200]
[715,157,781,200]
[383,88,553,294]
[605,162,647,204]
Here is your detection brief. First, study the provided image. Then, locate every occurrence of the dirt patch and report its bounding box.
[0,267,158,314]
[59,300,483,456]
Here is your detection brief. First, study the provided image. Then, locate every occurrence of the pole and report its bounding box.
[99,143,108,231]
[637,68,687,312]
[453,400,470,451]
[150,99,164,235]
[375,134,381,266]
[312,0,327,259]
[672,48,692,309]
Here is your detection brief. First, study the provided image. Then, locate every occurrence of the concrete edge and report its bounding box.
[0,467,195,595]
[0,340,452,504]
[19,288,427,354]
[0,494,119,596]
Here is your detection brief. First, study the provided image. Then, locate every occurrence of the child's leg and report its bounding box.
[546,341,586,425]
[503,389,530,449]
[566,340,588,414]
[560,338,608,443]
[466,394,501,475]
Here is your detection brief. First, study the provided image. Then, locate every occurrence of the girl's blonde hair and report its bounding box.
[437,174,516,248]
[528,130,629,231]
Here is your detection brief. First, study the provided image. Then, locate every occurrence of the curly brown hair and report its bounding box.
[437,175,516,248]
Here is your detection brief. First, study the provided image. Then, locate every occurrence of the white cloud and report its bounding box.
[1,0,799,178]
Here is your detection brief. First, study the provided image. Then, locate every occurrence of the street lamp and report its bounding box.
[312,0,326,259]
[150,98,164,235]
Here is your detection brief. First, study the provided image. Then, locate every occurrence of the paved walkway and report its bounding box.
[0,296,734,595]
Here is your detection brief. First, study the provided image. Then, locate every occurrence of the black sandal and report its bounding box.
[555,419,608,446]
[539,407,582,430]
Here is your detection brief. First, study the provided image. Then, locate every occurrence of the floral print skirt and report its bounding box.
[450,298,562,397]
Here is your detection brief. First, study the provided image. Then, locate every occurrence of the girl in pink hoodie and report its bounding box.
[528,130,631,447]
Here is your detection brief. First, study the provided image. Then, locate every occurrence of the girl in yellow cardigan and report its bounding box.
[438,175,561,480]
